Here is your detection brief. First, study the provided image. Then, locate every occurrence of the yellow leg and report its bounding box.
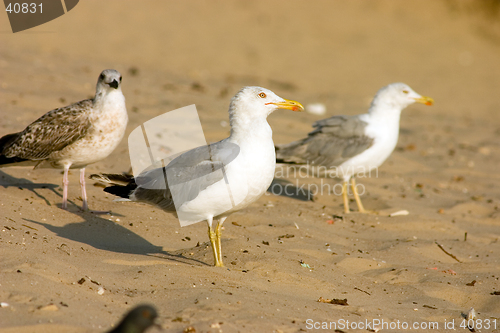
[207,224,219,266]
[351,178,367,213]
[342,181,350,214]
[215,221,224,267]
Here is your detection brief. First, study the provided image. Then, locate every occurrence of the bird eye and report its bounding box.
[258,92,267,98]
[119,76,122,82]
[402,90,409,94]
[99,74,105,80]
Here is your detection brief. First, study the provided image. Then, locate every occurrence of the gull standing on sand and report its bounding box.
[92,86,303,266]
[276,83,433,213]
[0,69,128,211]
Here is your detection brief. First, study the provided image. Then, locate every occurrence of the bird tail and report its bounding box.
[275,142,305,164]
[90,173,137,199]
[275,144,286,163]
[0,155,30,166]
[0,132,31,166]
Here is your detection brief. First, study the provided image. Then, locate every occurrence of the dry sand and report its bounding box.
[0,1,499,332]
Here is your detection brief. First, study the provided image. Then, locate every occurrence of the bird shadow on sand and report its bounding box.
[0,170,60,206]
[0,169,102,211]
[23,212,210,266]
[266,178,314,201]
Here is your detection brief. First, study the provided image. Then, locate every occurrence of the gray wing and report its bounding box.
[276,115,374,167]
[132,141,240,212]
[1,99,93,160]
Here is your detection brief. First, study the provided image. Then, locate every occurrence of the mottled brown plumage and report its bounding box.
[0,69,128,211]
[1,100,92,163]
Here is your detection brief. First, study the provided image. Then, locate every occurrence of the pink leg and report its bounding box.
[80,168,88,211]
[80,167,110,214]
[62,165,70,210]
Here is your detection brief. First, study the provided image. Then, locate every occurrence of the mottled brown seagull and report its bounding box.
[276,83,433,213]
[0,69,128,211]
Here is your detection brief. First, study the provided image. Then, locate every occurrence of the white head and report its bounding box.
[228,86,303,127]
[370,82,433,115]
[95,69,123,100]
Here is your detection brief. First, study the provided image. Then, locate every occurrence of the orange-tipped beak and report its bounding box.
[414,96,434,106]
[267,99,304,112]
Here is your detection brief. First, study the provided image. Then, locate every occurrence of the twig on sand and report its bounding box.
[435,241,461,263]
[354,287,371,295]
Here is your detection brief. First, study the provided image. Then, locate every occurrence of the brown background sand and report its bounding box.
[0,1,499,332]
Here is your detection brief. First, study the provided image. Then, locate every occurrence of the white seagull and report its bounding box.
[0,69,128,212]
[276,83,433,214]
[91,86,303,267]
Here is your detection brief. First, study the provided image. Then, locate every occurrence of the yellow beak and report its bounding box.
[267,99,304,112]
[414,96,434,106]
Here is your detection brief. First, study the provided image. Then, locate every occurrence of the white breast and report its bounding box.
[338,114,400,180]
[53,91,128,169]
[178,127,276,222]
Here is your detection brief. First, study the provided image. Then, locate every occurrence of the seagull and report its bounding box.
[91,86,303,266]
[276,83,433,214]
[0,69,128,212]
[107,304,159,333]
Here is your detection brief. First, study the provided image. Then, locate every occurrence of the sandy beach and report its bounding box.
[0,1,499,332]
